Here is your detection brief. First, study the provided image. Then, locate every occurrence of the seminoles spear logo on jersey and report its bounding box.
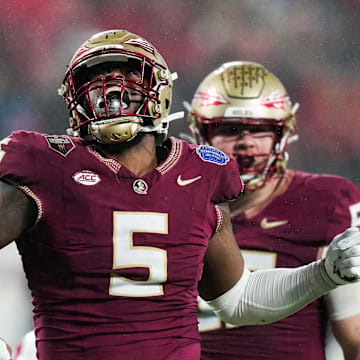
[261,91,290,110]
[194,87,229,107]
[45,135,75,157]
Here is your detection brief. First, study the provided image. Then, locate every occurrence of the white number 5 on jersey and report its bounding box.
[110,212,168,297]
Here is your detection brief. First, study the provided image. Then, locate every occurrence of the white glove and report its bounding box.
[325,227,360,285]
[0,338,11,360]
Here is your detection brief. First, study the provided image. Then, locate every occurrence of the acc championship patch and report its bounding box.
[196,145,229,165]
[45,135,75,157]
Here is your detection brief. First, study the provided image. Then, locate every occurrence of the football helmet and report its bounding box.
[187,61,298,189]
[59,30,177,144]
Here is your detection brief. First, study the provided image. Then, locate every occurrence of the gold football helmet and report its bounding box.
[187,61,298,189]
[59,30,176,144]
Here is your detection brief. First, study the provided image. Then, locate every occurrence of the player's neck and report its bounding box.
[104,134,158,177]
[230,170,292,217]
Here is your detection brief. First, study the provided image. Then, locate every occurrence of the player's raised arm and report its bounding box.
[0,181,37,249]
[198,202,245,300]
[201,208,360,326]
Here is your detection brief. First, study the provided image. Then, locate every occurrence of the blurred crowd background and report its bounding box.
[0,0,360,351]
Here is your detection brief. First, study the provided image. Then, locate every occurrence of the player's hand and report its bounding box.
[0,338,12,360]
[325,227,360,285]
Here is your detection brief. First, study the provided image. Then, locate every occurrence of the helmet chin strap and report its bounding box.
[183,100,191,112]
[140,111,184,134]
[76,104,91,120]
[163,110,185,125]
[292,102,300,114]
[66,103,91,136]
[288,134,299,144]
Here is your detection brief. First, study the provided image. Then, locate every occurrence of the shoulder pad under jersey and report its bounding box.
[188,142,243,203]
[0,130,77,186]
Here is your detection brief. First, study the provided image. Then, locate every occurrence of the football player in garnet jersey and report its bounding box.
[1,32,360,360]
[187,61,360,360]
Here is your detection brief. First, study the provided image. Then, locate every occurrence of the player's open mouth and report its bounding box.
[237,155,255,169]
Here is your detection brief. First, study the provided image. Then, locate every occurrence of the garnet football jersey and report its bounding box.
[0,131,242,360]
[199,170,360,359]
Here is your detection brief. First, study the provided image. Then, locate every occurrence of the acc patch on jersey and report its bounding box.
[196,145,229,165]
[73,170,101,186]
[45,135,75,157]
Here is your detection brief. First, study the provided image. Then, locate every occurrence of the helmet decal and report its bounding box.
[194,87,229,107]
[223,63,267,97]
[123,38,156,55]
[261,91,290,110]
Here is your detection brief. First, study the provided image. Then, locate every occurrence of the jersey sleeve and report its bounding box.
[191,143,243,204]
[325,176,360,242]
[210,156,243,204]
[0,131,38,186]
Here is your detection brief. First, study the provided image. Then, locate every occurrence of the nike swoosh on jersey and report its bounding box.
[260,218,288,229]
[177,175,202,186]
